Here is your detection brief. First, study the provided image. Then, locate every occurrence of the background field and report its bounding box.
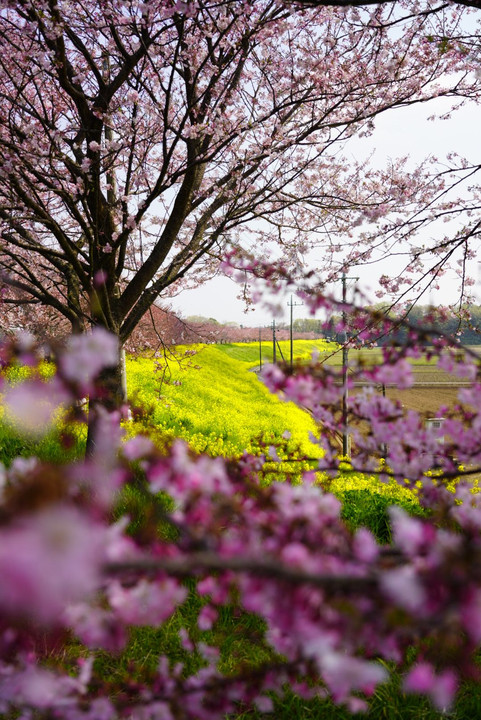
[214,341,469,418]
[329,346,470,416]
[0,341,469,467]
[215,338,333,367]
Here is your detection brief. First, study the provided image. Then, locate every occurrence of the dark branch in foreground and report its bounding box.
[106,552,379,589]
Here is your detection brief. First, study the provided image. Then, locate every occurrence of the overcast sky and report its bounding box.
[170,96,481,326]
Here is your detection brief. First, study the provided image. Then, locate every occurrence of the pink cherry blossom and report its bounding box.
[319,652,388,702]
[3,379,67,436]
[353,528,379,563]
[60,328,119,388]
[108,579,187,626]
[404,663,458,711]
[0,506,107,624]
[389,506,434,557]
[380,566,427,615]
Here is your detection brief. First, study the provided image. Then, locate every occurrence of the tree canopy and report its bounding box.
[1,0,478,363]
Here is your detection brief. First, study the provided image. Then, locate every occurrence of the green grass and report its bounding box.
[322,465,424,542]
[0,360,85,466]
[212,340,444,371]
[0,411,86,467]
[215,339,334,367]
[339,488,425,543]
[229,665,481,719]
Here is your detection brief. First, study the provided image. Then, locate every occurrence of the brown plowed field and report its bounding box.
[322,349,481,451]
[384,386,461,415]
[347,362,473,415]
[374,368,467,415]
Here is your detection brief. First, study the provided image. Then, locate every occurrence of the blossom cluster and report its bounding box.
[1,319,481,718]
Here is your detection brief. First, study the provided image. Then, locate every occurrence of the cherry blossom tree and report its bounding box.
[124,303,192,351]
[0,0,478,406]
[0,285,72,345]
[3,2,481,712]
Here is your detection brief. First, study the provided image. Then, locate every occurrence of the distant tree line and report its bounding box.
[343,305,481,346]
[0,300,324,352]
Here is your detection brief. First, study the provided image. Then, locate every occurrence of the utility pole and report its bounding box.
[272,319,276,364]
[287,295,303,370]
[258,327,262,370]
[341,272,358,457]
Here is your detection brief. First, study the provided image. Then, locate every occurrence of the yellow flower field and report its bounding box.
[126,344,323,460]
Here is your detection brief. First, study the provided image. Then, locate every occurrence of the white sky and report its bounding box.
[171,97,481,326]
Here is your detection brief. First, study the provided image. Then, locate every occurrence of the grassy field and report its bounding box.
[216,341,467,418]
[217,341,468,425]
[0,340,465,465]
[1,341,480,719]
[215,338,333,367]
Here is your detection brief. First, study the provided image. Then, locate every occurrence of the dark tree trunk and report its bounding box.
[85,341,127,456]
